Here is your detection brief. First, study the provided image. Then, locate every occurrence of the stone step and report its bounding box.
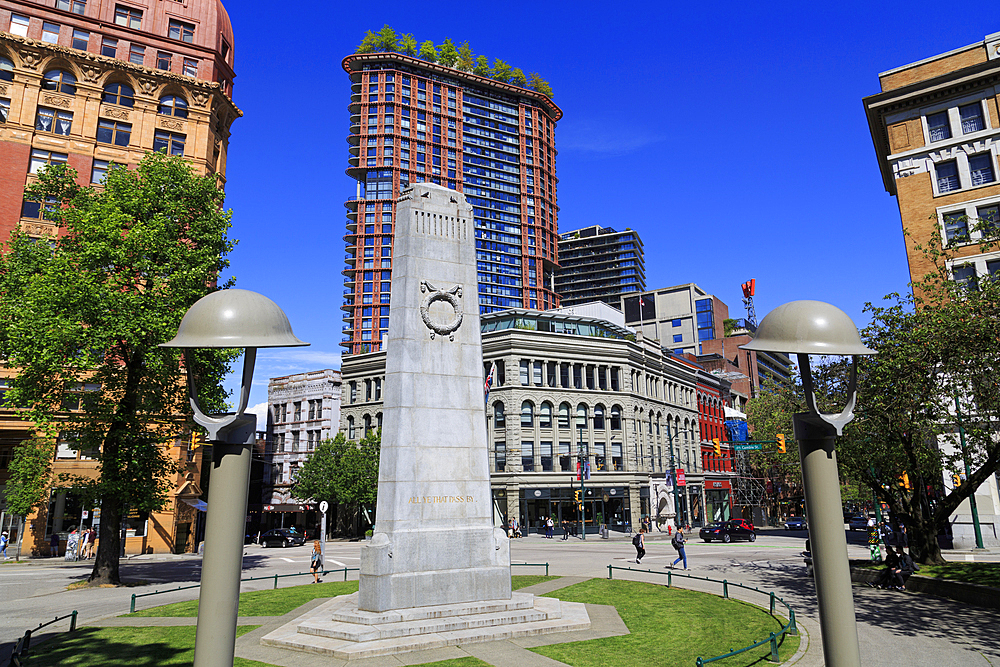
[300,606,553,641]
[330,592,536,625]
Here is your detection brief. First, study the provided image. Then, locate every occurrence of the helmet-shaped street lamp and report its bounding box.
[741,300,874,667]
[162,289,308,667]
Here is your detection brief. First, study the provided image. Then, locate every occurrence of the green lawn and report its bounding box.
[511,574,559,590]
[855,559,1000,588]
[532,579,799,667]
[27,626,266,666]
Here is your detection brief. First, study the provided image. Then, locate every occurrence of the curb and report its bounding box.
[850,566,1000,610]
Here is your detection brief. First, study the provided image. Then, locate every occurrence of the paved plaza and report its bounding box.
[3,529,999,665]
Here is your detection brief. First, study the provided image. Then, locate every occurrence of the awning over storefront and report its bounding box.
[724,406,747,419]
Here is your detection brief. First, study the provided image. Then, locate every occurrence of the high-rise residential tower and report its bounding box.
[555,225,645,309]
[341,51,562,355]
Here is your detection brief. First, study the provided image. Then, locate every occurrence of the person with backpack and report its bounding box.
[632,527,646,564]
[0,531,8,559]
[669,529,687,569]
[310,541,323,583]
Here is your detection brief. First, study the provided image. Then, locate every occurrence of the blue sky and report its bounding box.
[219,0,998,412]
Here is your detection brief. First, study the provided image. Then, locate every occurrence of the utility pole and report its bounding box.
[666,423,682,528]
[577,423,587,540]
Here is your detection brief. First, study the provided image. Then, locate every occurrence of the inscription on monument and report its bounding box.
[407,495,475,504]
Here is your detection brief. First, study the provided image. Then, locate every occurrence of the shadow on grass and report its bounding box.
[25,626,262,667]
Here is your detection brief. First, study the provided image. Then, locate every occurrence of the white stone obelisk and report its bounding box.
[359,183,510,612]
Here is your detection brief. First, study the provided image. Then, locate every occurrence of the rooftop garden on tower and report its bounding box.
[356,25,554,98]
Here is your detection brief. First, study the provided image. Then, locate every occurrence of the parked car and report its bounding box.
[847,516,869,531]
[785,517,807,530]
[699,520,756,543]
[260,529,306,548]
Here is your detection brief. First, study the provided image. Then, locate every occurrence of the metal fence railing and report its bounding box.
[128,567,360,613]
[511,562,550,576]
[607,565,798,665]
[7,611,77,667]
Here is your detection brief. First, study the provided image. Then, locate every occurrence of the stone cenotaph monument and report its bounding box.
[359,183,511,610]
[261,184,589,659]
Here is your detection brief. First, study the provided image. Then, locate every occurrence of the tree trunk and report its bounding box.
[90,497,121,584]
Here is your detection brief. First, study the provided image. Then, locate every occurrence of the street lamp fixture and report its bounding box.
[161,289,307,667]
[742,300,874,667]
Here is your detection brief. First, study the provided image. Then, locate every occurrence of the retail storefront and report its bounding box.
[705,478,732,523]
[518,486,629,535]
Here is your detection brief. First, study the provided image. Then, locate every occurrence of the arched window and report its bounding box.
[576,403,588,429]
[493,401,505,427]
[376,412,383,431]
[655,414,661,437]
[648,413,653,434]
[158,94,188,118]
[593,404,605,430]
[558,402,570,429]
[102,82,134,107]
[520,401,533,427]
[42,69,76,95]
[0,57,13,82]
[347,416,356,440]
[539,402,552,428]
[610,405,622,430]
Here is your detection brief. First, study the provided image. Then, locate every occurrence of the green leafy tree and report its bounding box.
[472,55,490,77]
[295,431,381,536]
[418,40,438,63]
[439,39,460,68]
[4,437,53,518]
[357,31,379,53]
[0,153,236,584]
[490,58,512,83]
[528,73,554,98]
[456,42,474,71]
[399,33,417,57]
[510,68,527,87]
[376,25,398,53]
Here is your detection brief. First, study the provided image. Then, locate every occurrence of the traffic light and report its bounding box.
[899,472,911,491]
[712,438,722,457]
[952,474,962,488]
[574,490,581,503]
[776,433,786,454]
[190,431,204,449]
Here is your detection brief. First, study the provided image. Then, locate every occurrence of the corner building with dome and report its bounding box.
[0,0,239,555]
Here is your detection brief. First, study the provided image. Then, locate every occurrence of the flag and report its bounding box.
[484,361,496,403]
[584,461,591,481]
[577,461,581,481]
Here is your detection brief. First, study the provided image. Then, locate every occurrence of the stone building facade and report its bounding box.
[341,304,716,535]
[263,369,341,533]
[0,0,238,555]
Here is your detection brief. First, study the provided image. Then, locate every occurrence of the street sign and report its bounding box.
[319,500,329,514]
[676,469,686,486]
[734,443,763,451]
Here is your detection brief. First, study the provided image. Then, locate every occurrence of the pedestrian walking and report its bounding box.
[310,541,323,583]
[0,531,8,559]
[561,519,569,540]
[632,527,646,564]
[669,529,687,569]
[79,527,91,561]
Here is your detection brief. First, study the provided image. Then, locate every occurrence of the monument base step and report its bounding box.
[260,592,591,660]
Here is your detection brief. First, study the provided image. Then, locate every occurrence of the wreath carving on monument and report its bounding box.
[419,280,463,341]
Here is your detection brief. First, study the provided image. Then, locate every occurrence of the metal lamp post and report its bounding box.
[161,289,308,667]
[742,300,874,667]
[665,423,682,529]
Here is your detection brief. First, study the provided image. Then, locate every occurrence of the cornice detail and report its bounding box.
[0,31,242,118]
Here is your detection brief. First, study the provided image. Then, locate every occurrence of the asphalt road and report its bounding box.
[3,528,999,665]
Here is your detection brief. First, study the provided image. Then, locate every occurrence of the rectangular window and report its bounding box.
[960,103,985,134]
[0,98,9,123]
[673,333,683,343]
[672,319,682,327]
[156,51,172,71]
[927,111,951,142]
[559,442,571,471]
[72,29,89,50]
[532,361,542,386]
[936,160,960,193]
[293,402,301,421]
[987,258,1000,279]
[91,160,115,184]
[96,119,131,147]
[168,19,195,43]
[153,130,185,156]
[114,4,142,29]
[129,44,145,66]
[101,37,118,57]
[943,211,968,244]
[952,264,978,290]
[540,441,552,472]
[29,149,68,174]
[42,22,60,44]
[9,14,29,37]
[977,204,999,237]
[519,360,529,386]
[969,154,995,186]
[56,0,87,14]
[36,107,73,135]
[494,442,506,472]
[182,58,198,77]
[521,441,534,472]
